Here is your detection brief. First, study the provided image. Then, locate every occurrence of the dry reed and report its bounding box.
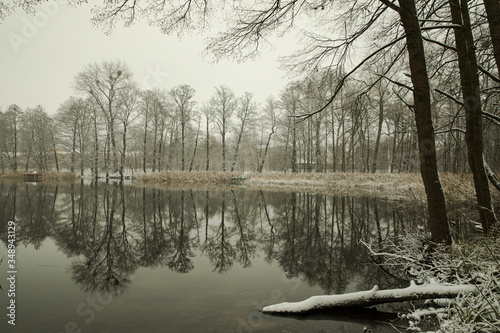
[135,171,240,185]
[0,171,77,181]
[134,171,499,207]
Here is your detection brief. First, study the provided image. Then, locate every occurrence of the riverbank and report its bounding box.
[0,171,78,182]
[134,171,496,203]
[2,170,497,206]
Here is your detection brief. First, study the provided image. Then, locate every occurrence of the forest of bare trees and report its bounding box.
[1,59,497,180]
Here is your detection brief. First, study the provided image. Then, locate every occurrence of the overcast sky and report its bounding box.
[0,2,298,115]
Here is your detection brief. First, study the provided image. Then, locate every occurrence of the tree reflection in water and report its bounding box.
[1,181,427,297]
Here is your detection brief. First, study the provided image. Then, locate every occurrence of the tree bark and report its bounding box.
[258,129,275,173]
[79,130,84,176]
[206,116,210,171]
[449,0,498,233]
[51,130,59,172]
[230,126,244,172]
[189,119,201,171]
[71,124,77,173]
[398,0,451,244]
[121,122,127,179]
[372,94,385,173]
[484,0,500,72]
[143,108,148,173]
[93,110,99,180]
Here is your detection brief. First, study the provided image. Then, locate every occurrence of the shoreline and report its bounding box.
[133,171,489,204]
[1,170,496,205]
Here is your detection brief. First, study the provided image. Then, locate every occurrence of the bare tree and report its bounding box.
[171,84,196,171]
[189,112,202,171]
[21,105,53,171]
[118,84,140,178]
[212,86,236,171]
[74,60,133,175]
[448,0,498,232]
[3,104,22,171]
[201,102,214,171]
[258,97,279,173]
[231,92,256,172]
[281,84,301,173]
[56,97,87,173]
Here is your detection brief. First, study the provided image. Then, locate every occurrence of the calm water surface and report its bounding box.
[0,181,471,332]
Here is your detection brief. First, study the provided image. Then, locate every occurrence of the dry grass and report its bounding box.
[0,171,78,182]
[246,171,425,197]
[135,171,241,185]
[0,171,26,179]
[42,172,78,181]
[134,170,500,207]
[2,170,497,207]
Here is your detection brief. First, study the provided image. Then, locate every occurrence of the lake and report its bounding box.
[0,180,473,332]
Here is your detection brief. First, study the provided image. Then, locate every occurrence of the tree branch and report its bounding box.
[377,0,400,12]
[478,64,500,83]
[293,35,406,121]
[376,73,414,91]
[434,88,463,105]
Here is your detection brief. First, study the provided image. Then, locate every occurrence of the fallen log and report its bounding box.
[262,281,476,314]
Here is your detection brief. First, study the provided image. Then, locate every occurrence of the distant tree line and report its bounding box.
[1,60,498,179]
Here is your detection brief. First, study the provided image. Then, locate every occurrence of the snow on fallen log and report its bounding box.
[262,281,477,314]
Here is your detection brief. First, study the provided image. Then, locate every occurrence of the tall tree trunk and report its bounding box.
[121,124,127,179]
[109,115,118,173]
[158,124,164,172]
[189,120,201,172]
[222,117,227,172]
[206,117,210,171]
[104,134,109,178]
[93,112,99,180]
[71,125,77,173]
[292,119,297,173]
[143,112,148,173]
[398,0,451,244]
[152,121,157,172]
[25,133,33,171]
[258,129,275,173]
[484,0,500,72]
[449,0,498,233]
[284,121,290,173]
[52,130,59,172]
[79,131,84,176]
[372,97,384,173]
[231,119,246,172]
[181,120,185,171]
[13,122,17,172]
